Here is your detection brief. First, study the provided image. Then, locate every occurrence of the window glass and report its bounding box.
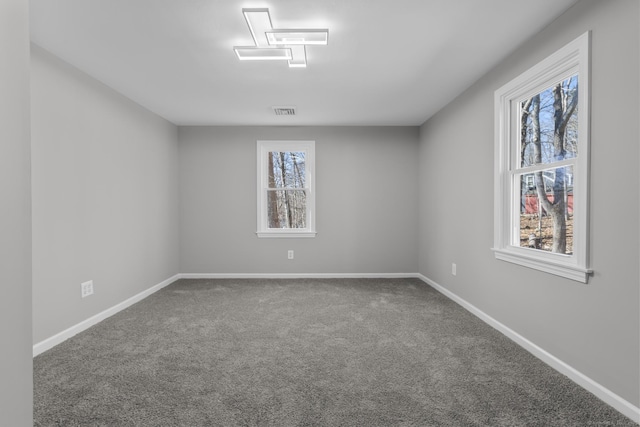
[268,151,306,188]
[267,190,307,229]
[520,76,579,168]
[518,165,574,254]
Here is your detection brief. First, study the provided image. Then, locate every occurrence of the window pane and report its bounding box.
[518,166,574,254]
[268,151,306,189]
[520,75,578,168]
[267,189,307,229]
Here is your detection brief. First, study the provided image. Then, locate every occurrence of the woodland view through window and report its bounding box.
[493,32,591,282]
[519,75,577,254]
[257,141,316,238]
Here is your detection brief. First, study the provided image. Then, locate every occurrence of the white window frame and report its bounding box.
[256,140,316,238]
[493,32,592,283]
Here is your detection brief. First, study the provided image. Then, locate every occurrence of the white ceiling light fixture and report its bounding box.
[234,47,292,61]
[266,29,329,46]
[287,45,307,68]
[242,8,272,47]
[233,8,328,68]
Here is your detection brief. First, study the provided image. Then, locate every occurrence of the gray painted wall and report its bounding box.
[0,0,33,424]
[179,126,419,275]
[418,0,639,406]
[30,46,180,344]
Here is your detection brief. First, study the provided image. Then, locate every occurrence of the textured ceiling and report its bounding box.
[30,0,579,126]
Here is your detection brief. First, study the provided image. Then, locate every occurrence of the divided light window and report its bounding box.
[493,32,591,283]
[257,141,316,238]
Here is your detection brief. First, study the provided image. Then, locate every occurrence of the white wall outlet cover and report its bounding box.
[81,280,94,298]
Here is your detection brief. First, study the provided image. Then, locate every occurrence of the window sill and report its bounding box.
[257,231,317,238]
[492,247,592,283]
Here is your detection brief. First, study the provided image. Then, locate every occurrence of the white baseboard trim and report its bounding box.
[32,274,181,357]
[416,274,640,423]
[178,272,421,279]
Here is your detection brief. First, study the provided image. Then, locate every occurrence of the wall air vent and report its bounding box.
[273,106,297,116]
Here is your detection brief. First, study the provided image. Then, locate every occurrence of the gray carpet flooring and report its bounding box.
[34,278,636,426]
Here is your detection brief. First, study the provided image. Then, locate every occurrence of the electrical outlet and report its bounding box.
[451,263,457,276]
[288,250,294,260]
[81,280,94,298]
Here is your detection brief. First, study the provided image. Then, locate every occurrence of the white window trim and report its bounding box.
[256,140,317,238]
[493,32,592,283]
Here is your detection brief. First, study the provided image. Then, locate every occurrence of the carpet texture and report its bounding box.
[34,278,636,426]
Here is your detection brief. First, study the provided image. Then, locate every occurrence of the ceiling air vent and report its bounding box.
[273,106,297,116]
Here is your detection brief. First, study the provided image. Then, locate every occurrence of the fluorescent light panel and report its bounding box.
[266,29,329,45]
[233,8,327,67]
[242,8,272,47]
[288,45,307,68]
[234,47,292,60]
